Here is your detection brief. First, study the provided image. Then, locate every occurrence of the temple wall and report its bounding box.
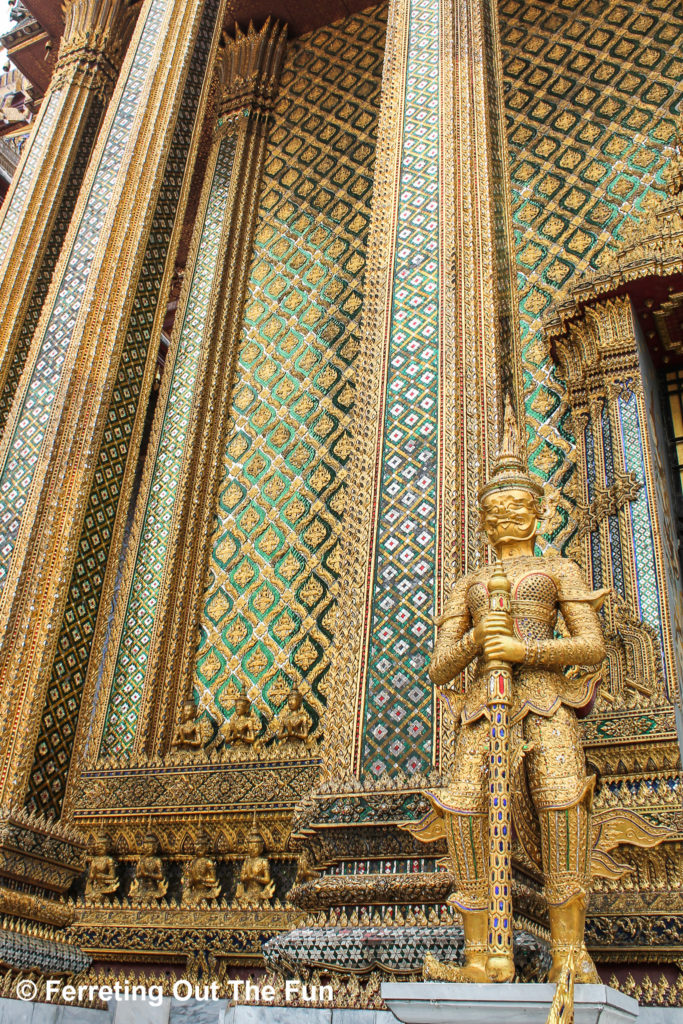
[186,0,682,755]
[0,0,679,1004]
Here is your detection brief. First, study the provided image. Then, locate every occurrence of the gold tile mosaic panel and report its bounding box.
[193,5,387,737]
[500,0,680,551]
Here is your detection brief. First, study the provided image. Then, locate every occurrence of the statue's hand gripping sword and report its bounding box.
[485,564,515,983]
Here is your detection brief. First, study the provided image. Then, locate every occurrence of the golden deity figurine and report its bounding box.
[183,832,221,905]
[234,820,276,906]
[295,845,321,884]
[171,699,203,750]
[85,833,119,902]
[129,833,169,904]
[222,694,261,747]
[412,399,608,986]
[275,684,312,744]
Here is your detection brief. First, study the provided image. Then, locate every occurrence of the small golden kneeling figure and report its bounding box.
[295,845,320,884]
[172,699,202,750]
[129,832,168,904]
[183,832,221,905]
[85,834,119,901]
[234,824,275,906]
[275,685,311,744]
[223,694,260,747]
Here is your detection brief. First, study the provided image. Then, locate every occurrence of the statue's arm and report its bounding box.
[525,562,606,670]
[428,580,479,687]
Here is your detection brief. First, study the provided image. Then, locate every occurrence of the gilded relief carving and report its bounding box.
[182,833,222,905]
[274,685,312,747]
[85,834,120,903]
[129,833,168,905]
[234,821,276,906]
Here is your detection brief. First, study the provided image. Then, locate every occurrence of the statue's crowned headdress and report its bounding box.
[247,811,265,846]
[478,394,544,504]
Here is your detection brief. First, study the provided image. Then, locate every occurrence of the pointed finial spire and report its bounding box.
[247,810,264,843]
[479,393,544,503]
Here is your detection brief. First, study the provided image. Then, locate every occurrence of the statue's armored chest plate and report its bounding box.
[512,570,558,609]
[466,564,559,638]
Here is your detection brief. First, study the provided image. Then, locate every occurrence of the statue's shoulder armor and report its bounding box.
[534,552,596,601]
[435,569,484,624]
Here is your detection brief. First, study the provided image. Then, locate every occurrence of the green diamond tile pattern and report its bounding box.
[194,6,386,741]
[361,0,440,780]
[618,392,663,639]
[0,100,106,434]
[0,88,62,260]
[100,134,238,758]
[25,0,222,816]
[500,0,680,553]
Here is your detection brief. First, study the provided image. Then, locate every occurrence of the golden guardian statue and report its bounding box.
[408,400,668,991]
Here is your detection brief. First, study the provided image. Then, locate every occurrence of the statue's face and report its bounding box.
[235,697,250,715]
[183,702,195,722]
[481,487,539,547]
[247,837,263,857]
[287,692,302,710]
[142,837,157,856]
[93,839,108,856]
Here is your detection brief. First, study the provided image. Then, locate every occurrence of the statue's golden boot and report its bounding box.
[486,952,515,983]
[423,910,490,983]
[548,896,600,984]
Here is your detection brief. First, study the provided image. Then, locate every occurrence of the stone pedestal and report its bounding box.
[381,983,640,1024]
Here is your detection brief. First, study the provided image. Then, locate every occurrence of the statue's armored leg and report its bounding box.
[424,719,491,981]
[542,786,599,984]
[431,808,489,981]
[423,807,490,981]
[526,709,600,984]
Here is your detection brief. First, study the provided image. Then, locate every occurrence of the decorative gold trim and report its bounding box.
[0,0,140,432]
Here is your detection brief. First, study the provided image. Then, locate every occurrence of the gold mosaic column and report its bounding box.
[319,0,524,793]
[65,18,288,770]
[0,0,139,432]
[0,0,227,815]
